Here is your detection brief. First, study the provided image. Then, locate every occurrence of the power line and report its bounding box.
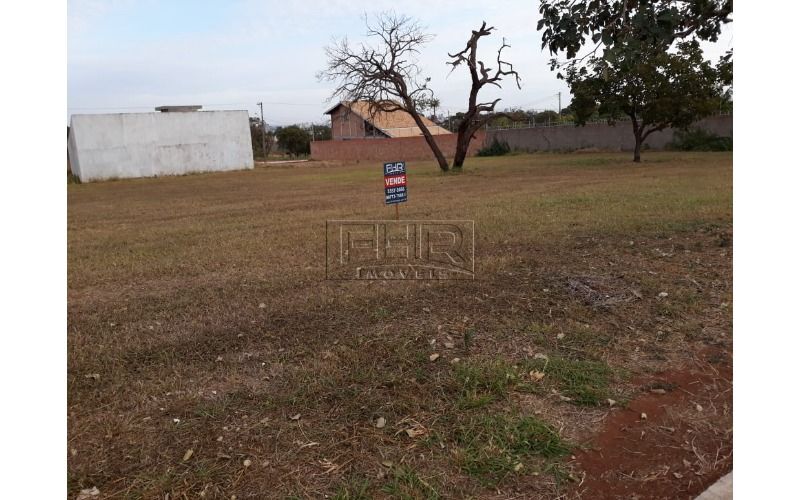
[431,94,562,115]
[518,93,561,109]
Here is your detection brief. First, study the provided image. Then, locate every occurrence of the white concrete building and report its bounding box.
[67,108,254,182]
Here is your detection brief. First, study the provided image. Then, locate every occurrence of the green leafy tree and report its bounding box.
[249,117,274,159]
[537,0,732,64]
[307,124,332,141]
[559,103,576,122]
[537,0,732,162]
[429,97,441,120]
[716,49,733,113]
[567,40,720,161]
[486,113,514,128]
[533,110,560,124]
[276,126,311,157]
[417,97,441,120]
[448,111,467,132]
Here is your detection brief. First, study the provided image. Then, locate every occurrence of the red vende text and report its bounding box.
[384,174,407,188]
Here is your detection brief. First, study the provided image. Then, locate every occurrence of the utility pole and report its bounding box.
[557,92,561,119]
[257,102,266,160]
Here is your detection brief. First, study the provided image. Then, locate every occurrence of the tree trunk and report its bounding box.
[630,116,643,163]
[405,102,449,171]
[453,140,469,168]
[633,135,642,162]
[452,123,475,168]
[424,133,450,172]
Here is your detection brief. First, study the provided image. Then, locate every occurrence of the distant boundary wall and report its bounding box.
[68,110,254,182]
[310,115,731,161]
[310,132,485,162]
[486,114,732,153]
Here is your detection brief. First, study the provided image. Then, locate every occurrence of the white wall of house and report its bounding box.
[68,110,253,182]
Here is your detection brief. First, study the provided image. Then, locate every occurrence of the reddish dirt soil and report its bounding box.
[572,347,732,499]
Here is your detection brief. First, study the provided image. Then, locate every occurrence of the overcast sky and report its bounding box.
[68,0,732,126]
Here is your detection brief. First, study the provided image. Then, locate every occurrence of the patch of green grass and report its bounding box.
[455,414,571,486]
[373,306,391,319]
[549,153,682,167]
[381,466,440,500]
[523,357,614,406]
[543,462,576,488]
[332,476,372,500]
[526,321,556,337]
[526,323,613,360]
[453,360,517,409]
[551,156,620,167]
[474,166,732,240]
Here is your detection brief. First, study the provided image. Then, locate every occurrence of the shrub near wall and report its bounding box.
[668,127,733,151]
[476,138,511,157]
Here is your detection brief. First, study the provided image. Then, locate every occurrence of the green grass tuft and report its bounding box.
[455,414,571,486]
[524,357,613,406]
[381,466,440,500]
[453,360,517,409]
[332,476,372,500]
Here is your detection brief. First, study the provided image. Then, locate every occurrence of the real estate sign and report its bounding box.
[384,161,407,205]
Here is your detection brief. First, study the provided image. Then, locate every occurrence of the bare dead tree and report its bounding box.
[448,22,521,168]
[317,13,450,171]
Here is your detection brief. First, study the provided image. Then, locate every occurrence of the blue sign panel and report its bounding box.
[384,161,407,205]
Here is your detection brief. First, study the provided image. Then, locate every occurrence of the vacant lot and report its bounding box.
[68,152,732,499]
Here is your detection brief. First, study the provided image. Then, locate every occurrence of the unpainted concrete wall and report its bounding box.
[310,131,485,162]
[486,114,732,152]
[68,110,254,182]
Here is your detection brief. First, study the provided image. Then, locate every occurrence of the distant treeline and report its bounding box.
[249,118,331,159]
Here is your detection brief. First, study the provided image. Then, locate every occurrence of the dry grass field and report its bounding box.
[68,152,732,499]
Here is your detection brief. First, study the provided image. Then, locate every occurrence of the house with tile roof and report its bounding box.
[324,101,451,140]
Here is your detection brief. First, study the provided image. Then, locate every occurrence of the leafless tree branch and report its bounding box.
[318,12,449,170]
[447,21,522,167]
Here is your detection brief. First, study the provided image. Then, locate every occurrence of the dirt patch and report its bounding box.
[572,348,732,499]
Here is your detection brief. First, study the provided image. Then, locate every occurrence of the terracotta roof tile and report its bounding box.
[328,101,451,138]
